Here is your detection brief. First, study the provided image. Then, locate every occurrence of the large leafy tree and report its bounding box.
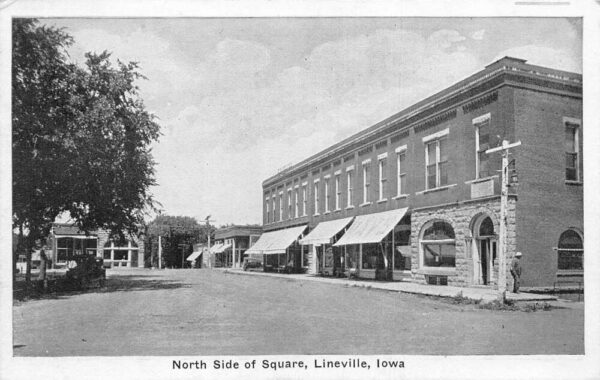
[12,19,161,284]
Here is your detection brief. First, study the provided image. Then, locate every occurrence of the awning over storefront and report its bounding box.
[333,208,408,246]
[245,225,307,255]
[299,217,354,246]
[213,243,232,253]
[186,251,202,262]
[209,243,223,254]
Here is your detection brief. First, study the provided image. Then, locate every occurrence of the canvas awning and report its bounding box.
[209,243,223,254]
[333,208,408,246]
[186,251,202,262]
[213,243,232,253]
[245,225,307,255]
[299,217,354,246]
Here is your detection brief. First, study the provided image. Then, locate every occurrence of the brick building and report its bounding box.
[256,57,582,289]
[48,223,145,269]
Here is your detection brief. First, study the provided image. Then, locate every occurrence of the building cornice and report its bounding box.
[263,57,581,189]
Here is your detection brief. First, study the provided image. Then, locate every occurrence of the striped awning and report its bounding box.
[299,217,354,246]
[333,208,408,246]
[245,225,307,255]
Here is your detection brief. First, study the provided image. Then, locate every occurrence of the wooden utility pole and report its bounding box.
[158,235,162,269]
[486,139,521,298]
[205,215,216,269]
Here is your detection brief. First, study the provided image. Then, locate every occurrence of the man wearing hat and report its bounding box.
[510,252,523,293]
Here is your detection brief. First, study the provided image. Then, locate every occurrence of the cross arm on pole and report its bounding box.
[486,140,521,155]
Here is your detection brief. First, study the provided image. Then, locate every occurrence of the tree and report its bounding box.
[12,19,161,287]
[146,215,213,268]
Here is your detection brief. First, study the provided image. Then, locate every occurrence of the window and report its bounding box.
[266,198,270,223]
[324,177,331,212]
[302,184,307,216]
[421,221,456,268]
[362,243,384,270]
[378,154,387,201]
[565,119,581,181]
[335,174,341,210]
[474,114,491,179]
[272,196,276,222]
[287,189,293,219]
[425,133,449,190]
[558,230,583,270]
[278,193,283,221]
[396,148,407,196]
[345,245,359,270]
[294,188,299,218]
[394,225,411,271]
[313,180,320,215]
[346,168,354,207]
[362,161,371,204]
[102,240,138,268]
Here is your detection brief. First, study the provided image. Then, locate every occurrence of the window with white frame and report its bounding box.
[473,114,491,179]
[272,196,276,222]
[294,187,299,218]
[424,129,449,190]
[362,160,371,204]
[313,180,320,215]
[266,197,270,223]
[287,189,293,219]
[324,176,331,212]
[421,220,456,268]
[346,166,354,207]
[278,192,283,221]
[565,118,581,182]
[335,174,341,210]
[396,146,407,196]
[378,154,387,201]
[302,184,307,216]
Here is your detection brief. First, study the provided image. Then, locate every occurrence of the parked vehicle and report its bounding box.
[243,257,263,271]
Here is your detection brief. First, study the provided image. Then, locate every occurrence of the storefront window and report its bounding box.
[362,243,383,270]
[345,245,359,270]
[558,230,583,270]
[421,221,456,268]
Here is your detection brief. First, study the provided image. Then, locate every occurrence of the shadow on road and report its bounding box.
[14,274,190,304]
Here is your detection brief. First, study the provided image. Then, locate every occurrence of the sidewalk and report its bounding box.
[225,268,557,304]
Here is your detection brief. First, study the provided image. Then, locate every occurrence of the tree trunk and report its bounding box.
[25,235,32,294]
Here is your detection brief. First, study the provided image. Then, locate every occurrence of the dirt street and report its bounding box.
[13,269,584,356]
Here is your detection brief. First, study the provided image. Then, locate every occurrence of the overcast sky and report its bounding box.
[45,17,581,226]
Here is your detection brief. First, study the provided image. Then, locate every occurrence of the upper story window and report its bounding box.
[362,159,371,204]
[378,153,388,201]
[313,180,320,215]
[334,172,341,210]
[346,165,354,208]
[424,129,449,190]
[272,196,276,222]
[302,183,307,216]
[265,197,270,224]
[564,117,581,182]
[278,192,283,221]
[324,176,331,212]
[294,187,299,218]
[396,145,407,196]
[287,188,293,219]
[473,113,491,179]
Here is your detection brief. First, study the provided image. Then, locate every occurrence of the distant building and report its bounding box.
[212,225,262,268]
[47,223,145,269]
[256,57,582,289]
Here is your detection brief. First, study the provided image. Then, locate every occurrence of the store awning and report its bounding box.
[299,217,354,246]
[213,243,232,253]
[186,251,202,262]
[209,243,223,254]
[333,208,408,246]
[245,225,307,255]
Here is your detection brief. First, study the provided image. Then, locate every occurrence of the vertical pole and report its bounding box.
[158,235,162,270]
[498,145,508,297]
[207,224,211,269]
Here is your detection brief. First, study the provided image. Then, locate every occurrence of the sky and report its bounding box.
[45,17,582,226]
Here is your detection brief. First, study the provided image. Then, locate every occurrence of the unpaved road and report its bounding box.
[13,269,584,356]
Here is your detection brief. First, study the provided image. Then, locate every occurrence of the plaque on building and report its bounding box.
[471,178,494,199]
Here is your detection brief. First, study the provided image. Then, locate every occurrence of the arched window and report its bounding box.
[421,221,456,268]
[558,230,583,270]
[479,217,494,237]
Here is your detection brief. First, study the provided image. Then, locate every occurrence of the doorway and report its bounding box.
[473,216,497,286]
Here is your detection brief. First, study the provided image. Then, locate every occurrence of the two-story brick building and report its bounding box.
[255,57,582,289]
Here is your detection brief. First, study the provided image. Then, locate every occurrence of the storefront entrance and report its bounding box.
[472,216,497,286]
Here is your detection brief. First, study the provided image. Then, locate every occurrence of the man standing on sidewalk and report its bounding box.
[510,251,523,293]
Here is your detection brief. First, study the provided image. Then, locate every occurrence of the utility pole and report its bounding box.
[204,215,216,269]
[486,139,521,298]
[158,235,162,270]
